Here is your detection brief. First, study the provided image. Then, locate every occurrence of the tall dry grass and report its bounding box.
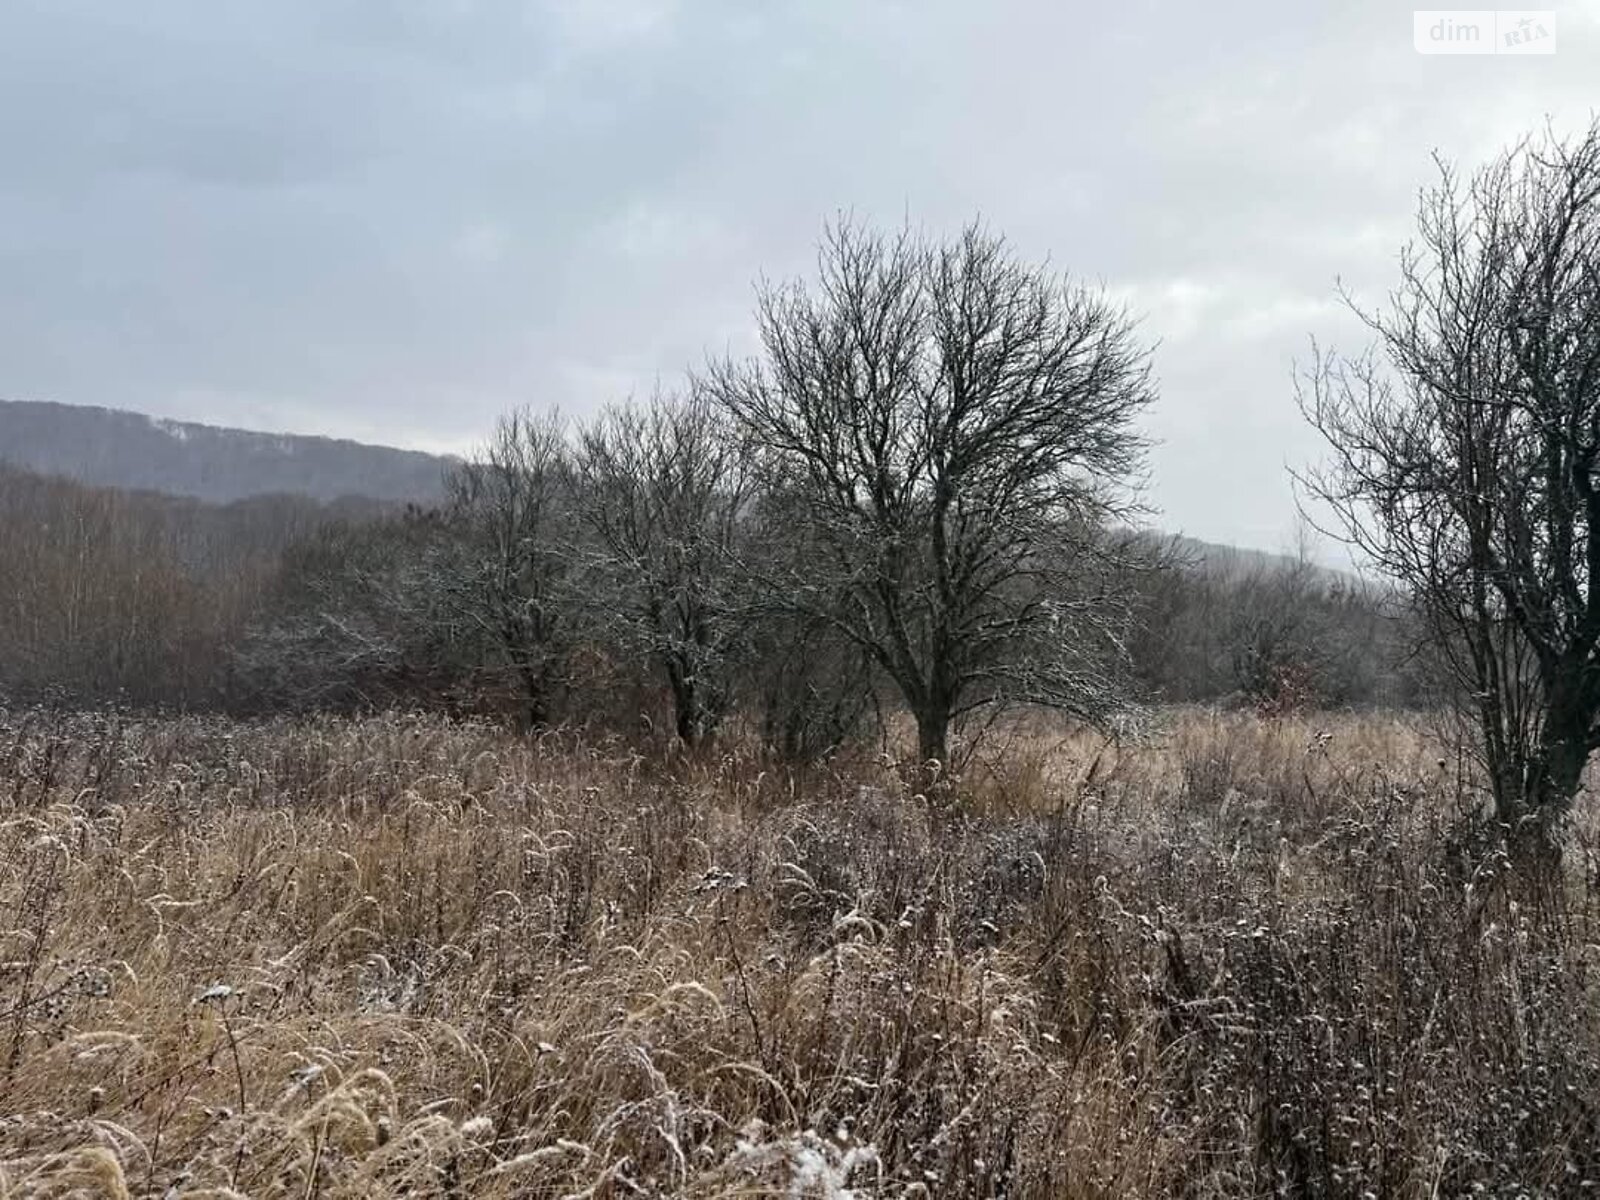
[1,708,1597,1197]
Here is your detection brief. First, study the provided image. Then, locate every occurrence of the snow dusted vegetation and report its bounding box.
[3,710,1599,1194]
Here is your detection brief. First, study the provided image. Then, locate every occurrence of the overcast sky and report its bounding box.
[1,2,1596,551]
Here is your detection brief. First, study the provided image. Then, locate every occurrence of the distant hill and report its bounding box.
[0,399,452,504]
[1172,535,1303,576]
[1155,532,1359,584]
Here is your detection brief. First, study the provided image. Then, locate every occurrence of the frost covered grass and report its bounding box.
[1,708,1599,1196]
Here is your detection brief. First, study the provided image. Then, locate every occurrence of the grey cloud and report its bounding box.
[0,0,1597,546]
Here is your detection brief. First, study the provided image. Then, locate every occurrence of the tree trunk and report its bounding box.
[1490,691,1591,865]
[915,702,950,767]
[522,695,549,733]
[665,654,703,745]
[1525,698,1591,828]
[666,654,730,745]
[674,688,700,744]
[517,664,550,733]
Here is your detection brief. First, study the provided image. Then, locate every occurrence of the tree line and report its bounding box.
[0,221,1410,761]
[9,115,1598,844]
[249,219,1166,766]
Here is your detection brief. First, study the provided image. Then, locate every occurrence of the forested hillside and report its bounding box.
[0,398,451,503]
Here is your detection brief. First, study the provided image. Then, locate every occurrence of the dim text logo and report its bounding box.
[1413,10,1555,53]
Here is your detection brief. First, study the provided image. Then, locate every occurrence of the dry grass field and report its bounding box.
[2,708,1599,1197]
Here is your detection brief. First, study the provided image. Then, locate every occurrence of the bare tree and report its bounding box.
[572,389,753,743]
[1221,528,1342,710]
[443,409,575,729]
[705,219,1156,764]
[1123,534,1410,708]
[233,508,484,714]
[739,477,882,760]
[746,604,878,761]
[1301,119,1600,840]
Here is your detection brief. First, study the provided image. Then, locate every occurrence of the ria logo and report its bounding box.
[1413,10,1556,53]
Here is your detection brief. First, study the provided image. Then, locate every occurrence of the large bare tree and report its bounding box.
[705,219,1156,764]
[1302,120,1600,840]
[573,389,753,743]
